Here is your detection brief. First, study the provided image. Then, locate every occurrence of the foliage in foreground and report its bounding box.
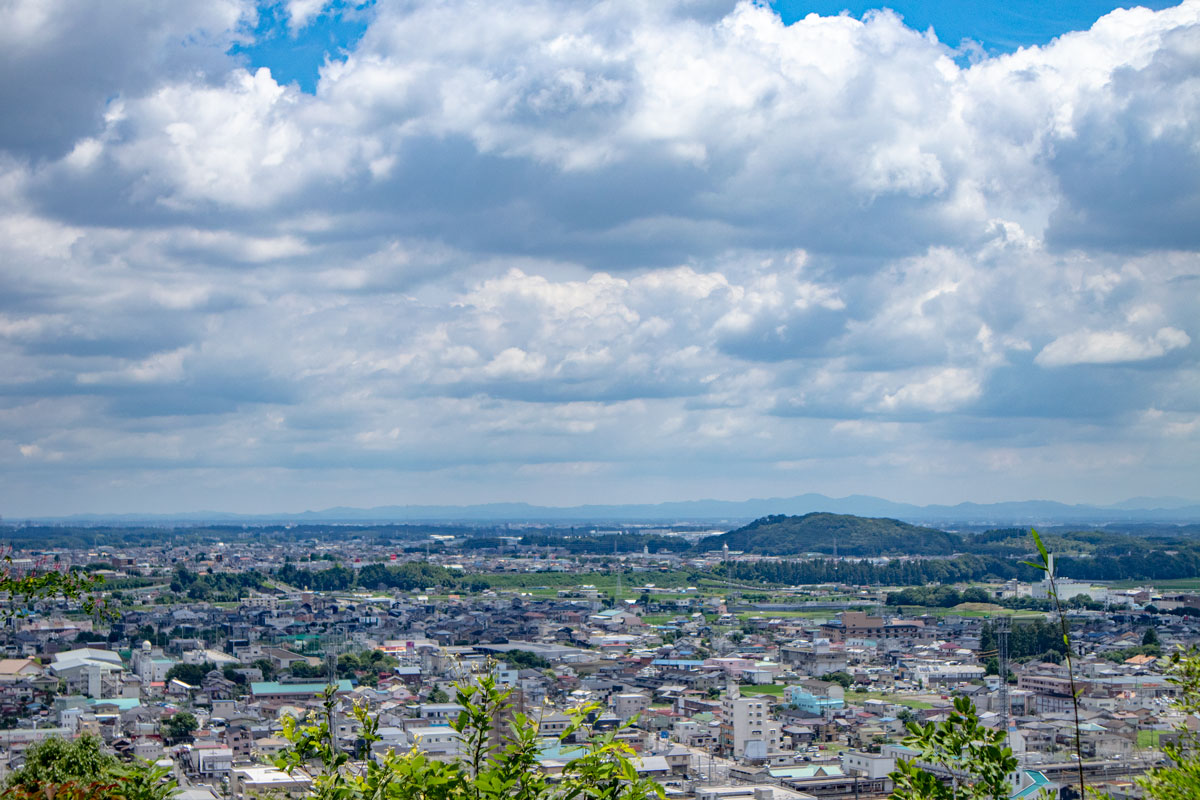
[1136,646,1200,800]
[889,696,1017,800]
[1,734,175,800]
[276,675,664,800]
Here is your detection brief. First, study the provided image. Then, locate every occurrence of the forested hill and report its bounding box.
[701,512,963,556]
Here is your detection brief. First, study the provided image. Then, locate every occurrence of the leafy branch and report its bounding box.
[1020,528,1085,799]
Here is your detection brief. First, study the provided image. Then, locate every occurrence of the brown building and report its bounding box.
[819,612,926,642]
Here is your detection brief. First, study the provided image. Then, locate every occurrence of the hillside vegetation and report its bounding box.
[702,512,963,556]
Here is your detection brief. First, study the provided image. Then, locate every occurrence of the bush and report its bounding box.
[3,734,175,800]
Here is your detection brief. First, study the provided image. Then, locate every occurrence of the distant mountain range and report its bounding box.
[19,493,1200,526]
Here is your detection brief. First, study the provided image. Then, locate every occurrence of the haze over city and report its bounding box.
[2,0,1198,516]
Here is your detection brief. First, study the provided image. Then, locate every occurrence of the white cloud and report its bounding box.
[877,368,983,412]
[1035,327,1191,367]
[1,0,1200,512]
[286,0,331,31]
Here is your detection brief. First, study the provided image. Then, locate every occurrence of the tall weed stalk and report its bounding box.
[1022,528,1085,799]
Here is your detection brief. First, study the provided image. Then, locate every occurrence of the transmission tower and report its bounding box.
[723,543,732,603]
[997,616,1011,745]
[615,536,622,602]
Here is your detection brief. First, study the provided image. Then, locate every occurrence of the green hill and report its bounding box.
[701,512,962,556]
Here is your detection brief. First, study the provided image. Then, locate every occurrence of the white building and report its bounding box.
[131,641,174,682]
[719,688,781,761]
[230,765,311,798]
[408,727,464,757]
[842,750,896,780]
[188,745,234,779]
[49,648,125,697]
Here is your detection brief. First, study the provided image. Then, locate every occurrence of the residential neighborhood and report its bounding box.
[0,529,1193,800]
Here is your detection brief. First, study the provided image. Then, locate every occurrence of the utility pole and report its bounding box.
[998,615,1011,746]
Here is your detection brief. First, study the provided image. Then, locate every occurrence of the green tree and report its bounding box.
[504,649,551,670]
[1137,646,1200,800]
[889,696,1017,800]
[253,657,277,681]
[291,660,324,679]
[5,734,117,788]
[164,662,212,687]
[1144,626,1160,646]
[819,671,854,690]
[4,734,175,800]
[1,557,106,620]
[163,711,198,744]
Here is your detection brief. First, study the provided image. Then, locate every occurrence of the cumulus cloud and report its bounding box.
[1035,327,1191,367]
[0,0,1199,513]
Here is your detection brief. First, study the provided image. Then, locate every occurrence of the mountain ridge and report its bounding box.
[15,493,1200,525]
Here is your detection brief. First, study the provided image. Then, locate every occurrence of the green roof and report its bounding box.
[251,680,353,696]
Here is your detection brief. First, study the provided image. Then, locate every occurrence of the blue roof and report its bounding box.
[652,659,706,667]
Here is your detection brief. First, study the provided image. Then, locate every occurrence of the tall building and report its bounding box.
[718,686,780,761]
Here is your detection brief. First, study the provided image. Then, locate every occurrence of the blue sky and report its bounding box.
[236,1,1182,93]
[0,0,1197,515]
[774,1,1179,48]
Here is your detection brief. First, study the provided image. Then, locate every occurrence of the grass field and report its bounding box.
[846,690,937,710]
[736,610,835,620]
[1113,578,1200,591]
[738,684,785,696]
[1137,730,1163,748]
[894,605,1045,619]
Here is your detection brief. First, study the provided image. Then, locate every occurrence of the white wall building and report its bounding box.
[719,689,780,761]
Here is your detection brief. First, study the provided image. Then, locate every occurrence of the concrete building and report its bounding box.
[612,692,651,722]
[230,765,312,798]
[785,681,845,716]
[719,688,780,761]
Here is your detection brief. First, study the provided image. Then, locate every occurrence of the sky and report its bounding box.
[1,0,1198,516]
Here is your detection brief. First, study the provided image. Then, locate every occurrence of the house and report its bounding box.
[0,659,43,682]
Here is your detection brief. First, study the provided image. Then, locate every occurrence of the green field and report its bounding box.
[736,610,834,620]
[846,690,937,710]
[895,605,1045,619]
[739,684,785,696]
[1113,578,1200,592]
[1137,730,1163,748]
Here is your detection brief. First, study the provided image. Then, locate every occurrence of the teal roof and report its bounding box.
[1011,770,1050,799]
[251,680,353,696]
[537,740,586,761]
[88,698,141,711]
